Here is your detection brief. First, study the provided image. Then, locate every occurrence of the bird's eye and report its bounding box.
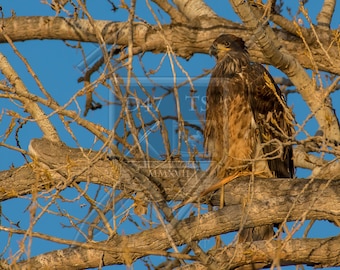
[224,41,230,48]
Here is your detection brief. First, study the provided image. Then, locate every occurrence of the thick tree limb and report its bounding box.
[179,236,340,269]
[0,17,340,75]
[1,138,340,202]
[172,0,218,20]
[14,179,340,269]
[151,0,187,23]
[317,0,336,29]
[1,138,339,269]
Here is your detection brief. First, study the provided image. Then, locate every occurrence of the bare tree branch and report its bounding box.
[151,0,187,23]
[0,17,340,75]
[172,0,218,20]
[0,53,60,142]
[13,182,340,269]
[178,236,340,269]
[317,0,336,29]
[1,138,339,205]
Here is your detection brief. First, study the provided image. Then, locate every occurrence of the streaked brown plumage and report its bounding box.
[204,34,294,245]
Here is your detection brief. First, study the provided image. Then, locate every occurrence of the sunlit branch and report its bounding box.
[11,191,340,268]
[1,16,340,75]
[150,0,187,23]
[0,53,60,142]
[317,0,336,29]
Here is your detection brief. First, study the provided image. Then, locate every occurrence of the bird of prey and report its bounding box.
[204,34,294,243]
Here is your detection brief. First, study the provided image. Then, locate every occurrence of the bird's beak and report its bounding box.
[209,44,230,58]
[209,44,217,57]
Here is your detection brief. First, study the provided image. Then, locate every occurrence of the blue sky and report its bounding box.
[1,1,340,269]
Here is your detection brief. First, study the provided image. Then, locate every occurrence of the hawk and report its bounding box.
[204,34,294,243]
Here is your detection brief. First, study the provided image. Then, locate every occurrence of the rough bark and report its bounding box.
[1,138,340,203]
[12,178,340,269]
[179,236,340,269]
[2,138,340,269]
[0,53,60,142]
[0,16,340,75]
[317,0,336,29]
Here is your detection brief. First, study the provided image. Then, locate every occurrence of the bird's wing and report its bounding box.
[244,63,294,178]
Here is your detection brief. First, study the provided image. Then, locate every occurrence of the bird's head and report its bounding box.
[209,34,247,60]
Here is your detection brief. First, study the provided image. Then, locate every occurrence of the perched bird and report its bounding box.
[204,34,294,245]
